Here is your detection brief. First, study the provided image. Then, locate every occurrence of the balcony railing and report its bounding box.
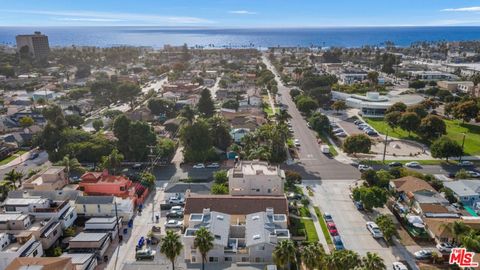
[33,200,68,213]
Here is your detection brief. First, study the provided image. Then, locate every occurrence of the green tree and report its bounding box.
[273,240,296,270]
[343,134,372,155]
[213,170,228,184]
[211,183,228,194]
[331,100,347,113]
[417,115,446,141]
[156,138,176,158]
[409,80,426,89]
[295,95,318,115]
[19,116,34,128]
[221,100,239,111]
[178,105,196,126]
[406,104,428,118]
[285,170,302,186]
[75,64,91,79]
[353,186,387,211]
[54,154,85,179]
[4,169,24,189]
[308,112,330,134]
[367,71,379,85]
[461,230,480,252]
[290,88,302,99]
[362,252,386,270]
[100,149,124,175]
[452,100,479,123]
[276,110,291,124]
[431,136,463,162]
[180,120,213,162]
[197,88,215,118]
[117,82,141,108]
[140,172,156,188]
[384,111,401,131]
[306,87,332,106]
[113,114,131,156]
[148,98,176,117]
[455,169,470,179]
[160,230,183,270]
[301,242,325,270]
[208,116,232,151]
[399,112,420,135]
[65,114,85,129]
[194,227,214,270]
[92,119,104,132]
[385,102,407,114]
[375,215,399,245]
[127,121,157,161]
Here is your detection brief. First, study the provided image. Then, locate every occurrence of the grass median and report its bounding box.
[314,206,333,245]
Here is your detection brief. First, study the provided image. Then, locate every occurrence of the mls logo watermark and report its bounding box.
[449,248,478,268]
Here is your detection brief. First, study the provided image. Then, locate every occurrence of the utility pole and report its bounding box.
[459,133,466,163]
[147,145,157,223]
[382,130,389,164]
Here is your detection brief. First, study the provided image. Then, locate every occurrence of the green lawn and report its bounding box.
[314,206,333,245]
[0,150,28,166]
[301,219,319,243]
[365,118,480,156]
[360,159,459,166]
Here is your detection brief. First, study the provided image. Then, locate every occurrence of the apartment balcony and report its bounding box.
[33,200,69,213]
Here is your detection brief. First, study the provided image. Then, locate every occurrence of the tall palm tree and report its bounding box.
[160,230,183,270]
[273,240,296,270]
[4,169,24,189]
[0,181,13,201]
[100,149,124,175]
[54,154,85,180]
[361,252,386,270]
[301,242,325,270]
[441,221,470,244]
[194,227,214,270]
[178,105,196,126]
[461,230,480,253]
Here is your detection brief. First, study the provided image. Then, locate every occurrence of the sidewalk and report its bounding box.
[302,186,330,253]
[0,150,33,170]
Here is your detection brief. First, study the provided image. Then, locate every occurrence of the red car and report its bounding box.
[327,222,338,235]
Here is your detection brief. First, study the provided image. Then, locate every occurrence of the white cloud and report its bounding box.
[0,9,214,25]
[229,10,257,15]
[442,6,480,12]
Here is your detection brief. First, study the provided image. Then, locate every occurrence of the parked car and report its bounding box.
[414,249,433,260]
[287,192,303,200]
[136,249,156,260]
[436,242,453,253]
[467,171,480,178]
[353,200,364,210]
[333,235,344,250]
[166,210,184,218]
[388,162,403,167]
[206,163,220,168]
[458,161,474,166]
[332,128,344,133]
[358,164,372,172]
[405,161,421,168]
[29,152,39,160]
[171,206,184,212]
[165,219,183,228]
[392,262,408,270]
[327,222,338,235]
[354,120,363,125]
[335,132,347,137]
[131,163,143,170]
[323,212,333,223]
[366,222,383,238]
[193,163,205,169]
[365,130,378,136]
[294,139,301,147]
[307,122,312,129]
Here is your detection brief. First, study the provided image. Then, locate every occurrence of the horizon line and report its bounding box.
[2,25,480,28]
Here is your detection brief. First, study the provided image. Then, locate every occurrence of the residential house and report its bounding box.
[75,196,133,221]
[6,257,74,270]
[79,170,148,206]
[230,128,250,143]
[67,232,111,257]
[84,217,122,240]
[390,176,449,215]
[22,166,68,191]
[61,253,98,270]
[0,213,62,250]
[228,161,285,196]
[183,208,289,264]
[424,216,480,244]
[444,180,480,207]
[0,233,43,270]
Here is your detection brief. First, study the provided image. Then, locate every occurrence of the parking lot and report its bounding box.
[304,180,419,270]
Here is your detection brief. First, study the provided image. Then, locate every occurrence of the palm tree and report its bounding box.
[361,252,386,270]
[160,230,183,270]
[194,227,214,270]
[276,109,291,124]
[301,242,325,270]
[461,230,480,253]
[340,250,361,270]
[100,149,124,175]
[178,105,196,126]
[273,240,296,270]
[0,181,13,201]
[441,221,470,244]
[4,169,24,189]
[54,154,85,180]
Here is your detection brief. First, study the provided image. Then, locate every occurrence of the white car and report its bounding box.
[206,163,220,168]
[358,164,372,171]
[335,132,347,137]
[193,163,205,169]
[392,262,408,270]
[436,242,453,253]
[467,171,480,178]
[405,161,421,168]
[294,139,301,147]
[458,160,473,166]
[165,220,183,228]
[332,128,344,133]
[366,222,383,238]
[171,206,184,212]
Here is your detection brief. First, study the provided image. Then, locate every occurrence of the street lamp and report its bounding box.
[382,130,389,164]
[459,133,467,163]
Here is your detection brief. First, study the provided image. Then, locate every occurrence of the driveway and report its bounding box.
[305,180,419,270]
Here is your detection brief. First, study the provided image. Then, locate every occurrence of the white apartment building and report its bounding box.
[0,232,43,270]
[228,161,285,196]
[183,208,289,264]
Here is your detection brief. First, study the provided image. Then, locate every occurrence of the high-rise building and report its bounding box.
[15,31,50,59]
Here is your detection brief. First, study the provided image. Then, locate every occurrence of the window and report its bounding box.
[33,250,38,257]
[225,257,232,262]
[97,205,101,213]
[267,189,271,193]
[191,257,196,263]
[53,230,57,236]
[209,257,219,262]
[83,205,87,213]
[255,257,262,263]
[241,257,248,262]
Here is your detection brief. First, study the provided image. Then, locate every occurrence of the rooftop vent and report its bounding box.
[253,235,260,240]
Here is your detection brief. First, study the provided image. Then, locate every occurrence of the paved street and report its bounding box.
[305,180,419,270]
[262,55,360,180]
[0,150,51,180]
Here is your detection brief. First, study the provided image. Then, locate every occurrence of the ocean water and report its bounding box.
[1,26,480,48]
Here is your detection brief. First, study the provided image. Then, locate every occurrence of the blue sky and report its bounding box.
[2,0,480,27]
